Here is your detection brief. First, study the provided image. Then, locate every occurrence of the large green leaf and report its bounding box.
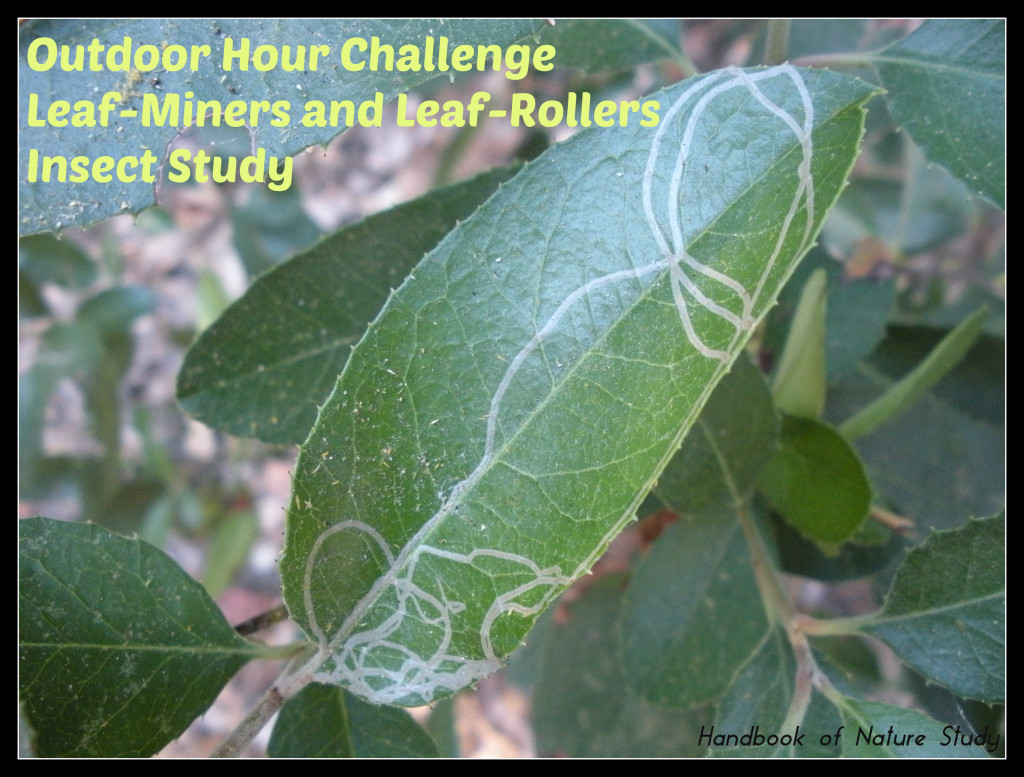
[178,167,518,445]
[281,66,876,706]
[872,19,1005,208]
[268,682,439,757]
[861,514,1004,703]
[19,516,266,757]
[18,19,545,235]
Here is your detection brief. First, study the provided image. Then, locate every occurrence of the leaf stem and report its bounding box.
[735,507,850,729]
[735,504,795,624]
[794,612,877,637]
[870,504,915,534]
[210,642,319,757]
[790,52,876,70]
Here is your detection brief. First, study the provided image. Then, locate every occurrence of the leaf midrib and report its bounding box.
[20,640,262,655]
[871,589,1004,627]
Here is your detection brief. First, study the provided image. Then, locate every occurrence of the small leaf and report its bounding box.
[758,415,872,547]
[269,682,439,758]
[19,516,263,757]
[708,629,795,756]
[772,267,827,419]
[710,634,843,758]
[861,513,1004,703]
[19,233,97,289]
[229,185,322,276]
[202,509,259,598]
[77,286,155,335]
[178,167,519,445]
[872,19,1005,207]
[835,698,990,757]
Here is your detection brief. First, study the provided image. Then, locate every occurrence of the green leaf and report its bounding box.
[19,516,264,757]
[533,576,705,757]
[708,629,796,756]
[835,698,990,757]
[77,286,155,335]
[201,509,259,598]
[840,306,988,439]
[867,326,1004,427]
[710,634,843,758]
[758,415,873,547]
[20,233,97,289]
[19,19,546,235]
[268,682,439,757]
[621,510,769,709]
[423,696,460,758]
[539,19,685,73]
[281,66,876,706]
[860,514,1004,702]
[178,166,518,445]
[19,322,104,494]
[872,19,1005,208]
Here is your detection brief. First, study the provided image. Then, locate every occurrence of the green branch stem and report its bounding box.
[210,643,319,758]
[763,20,791,67]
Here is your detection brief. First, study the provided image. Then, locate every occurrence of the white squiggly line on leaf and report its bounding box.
[302,65,816,705]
